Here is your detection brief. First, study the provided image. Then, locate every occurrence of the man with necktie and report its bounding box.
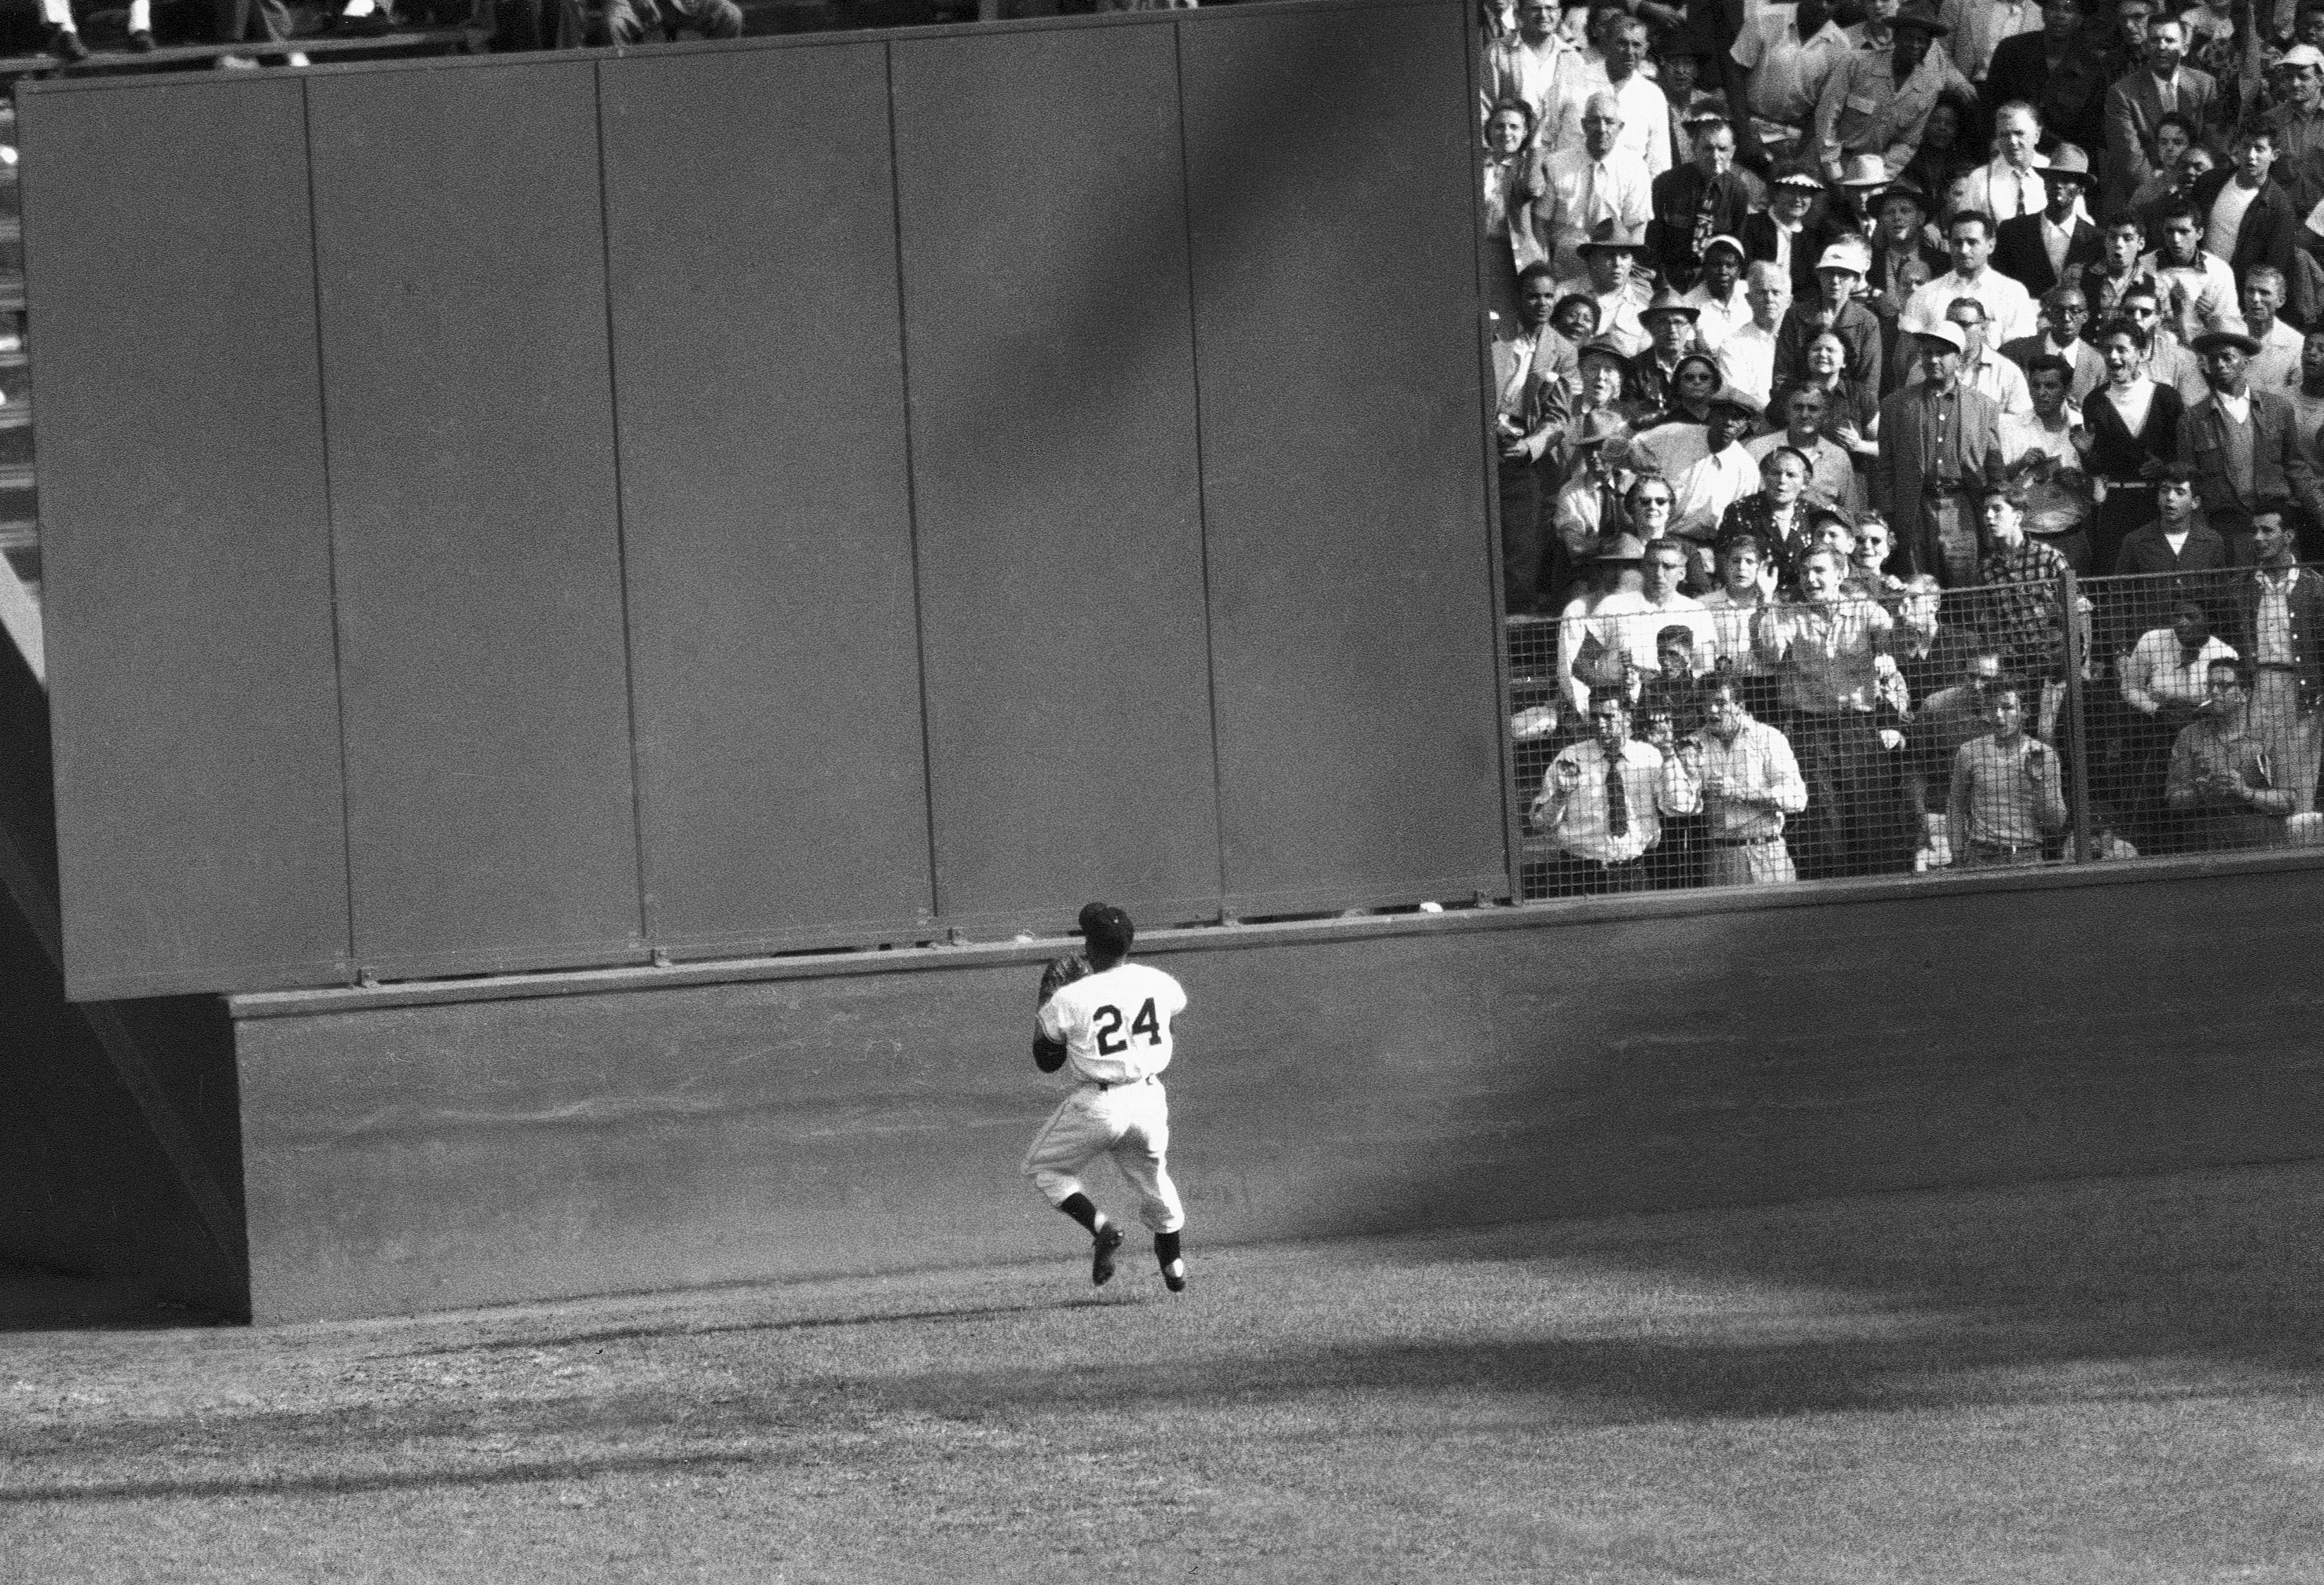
[1529,690,1696,894]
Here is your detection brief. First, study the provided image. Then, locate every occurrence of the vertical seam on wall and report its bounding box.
[301,76,362,982]
[886,40,944,928]
[592,59,655,950]
[1463,6,1520,901]
[1173,19,1232,916]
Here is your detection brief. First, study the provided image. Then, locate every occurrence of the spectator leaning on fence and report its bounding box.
[1974,481,2073,692]
[1530,690,1696,893]
[2165,657,2297,847]
[2120,596,2238,850]
[1667,675,1809,883]
[1946,678,2069,865]
[1906,643,2008,866]
[2234,511,2324,816]
[1754,543,1908,877]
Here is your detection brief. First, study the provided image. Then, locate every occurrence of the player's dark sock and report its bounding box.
[1057,1193,1103,1235]
[1153,1231,1181,1268]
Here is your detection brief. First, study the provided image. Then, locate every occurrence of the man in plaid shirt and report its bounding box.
[1973,481,2070,687]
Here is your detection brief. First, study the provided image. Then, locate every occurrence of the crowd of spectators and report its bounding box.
[1487,0,2324,892]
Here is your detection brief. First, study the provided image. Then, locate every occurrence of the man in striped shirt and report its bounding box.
[1670,677,1809,884]
[1947,682,2070,864]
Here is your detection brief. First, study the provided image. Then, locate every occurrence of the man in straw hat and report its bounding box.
[1991,141,2101,299]
[1871,320,2008,582]
[1744,162,1830,299]
[1813,0,1959,184]
[1627,289,1708,410]
[1561,218,1656,356]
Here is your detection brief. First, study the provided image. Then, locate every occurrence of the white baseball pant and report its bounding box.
[1022,1078,1184,1234]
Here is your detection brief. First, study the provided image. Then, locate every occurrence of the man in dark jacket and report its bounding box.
[1992,144,2102,299]
[2177,328,2324,563]
[1985,0,2110,159]
[2185,125,2305,314]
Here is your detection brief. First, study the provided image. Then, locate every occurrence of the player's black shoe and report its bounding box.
[1161,1258,1187,1293]
[1091,1223,1124,1286]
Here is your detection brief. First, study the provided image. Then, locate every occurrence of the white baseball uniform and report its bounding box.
[1023,960,1188,1234]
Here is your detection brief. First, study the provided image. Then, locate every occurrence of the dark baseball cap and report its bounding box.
[1080,903,1135,955]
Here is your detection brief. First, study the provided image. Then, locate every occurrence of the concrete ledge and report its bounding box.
[230,856,2324,1322]
[229,846,2324,1018]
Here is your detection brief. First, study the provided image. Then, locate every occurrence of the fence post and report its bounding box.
[2058,567,2093,863]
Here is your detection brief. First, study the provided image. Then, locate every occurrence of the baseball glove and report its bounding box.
[1036,952,1091,1007]
[1032,952,1088,1073]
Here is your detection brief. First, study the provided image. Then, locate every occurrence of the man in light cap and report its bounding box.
[1873,321,2008,582]
[2265,41,2324,218]
[1774,239,1883,397]
[1028,904,1193,1293]
[2177,326,2324,561]
[1681,233,1753,350]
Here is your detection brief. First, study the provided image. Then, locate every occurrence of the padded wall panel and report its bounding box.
[24,79,350,999]
[1181,2,1509,912]
[307,64,644,978]
[233,858,2324,1321]
[600,46,933,955]
[891,25,1223,931]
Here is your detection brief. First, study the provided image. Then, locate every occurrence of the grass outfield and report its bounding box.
[5,1162,2324,1583]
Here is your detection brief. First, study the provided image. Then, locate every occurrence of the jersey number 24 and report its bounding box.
[1092,999,1162,1055]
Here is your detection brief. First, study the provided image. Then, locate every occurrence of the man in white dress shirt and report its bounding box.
[1730,0,1855,160]
[1904,210,2040,341]
[1554,16,1672,172]
[1961,102,2056,222]
[1540,90,1655,277]
[1717,262,1788,405]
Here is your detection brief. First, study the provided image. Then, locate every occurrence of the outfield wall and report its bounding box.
[21,0,1510,1004]
[230,853,2324,1323]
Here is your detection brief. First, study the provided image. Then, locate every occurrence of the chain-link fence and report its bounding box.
[1507,563,2324,899]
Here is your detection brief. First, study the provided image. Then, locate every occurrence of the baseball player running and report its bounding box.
[1025,903,1189,1293]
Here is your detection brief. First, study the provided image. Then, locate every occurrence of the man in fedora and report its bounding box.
[1812,0,1957,185]
[2177,327,2324,563]
[1992,141,2102,297]
[1627,290,1708,409]
[1541,87,1655,279]
[1561,219,1656,356]
[1553,409,1639,576]
[1872,321,2008,582]
[1775,238,1884,396]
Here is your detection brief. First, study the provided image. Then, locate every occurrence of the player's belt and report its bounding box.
[1088,1076,1157,1092]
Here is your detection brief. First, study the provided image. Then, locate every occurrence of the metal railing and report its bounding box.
[1505,563,2324,899]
